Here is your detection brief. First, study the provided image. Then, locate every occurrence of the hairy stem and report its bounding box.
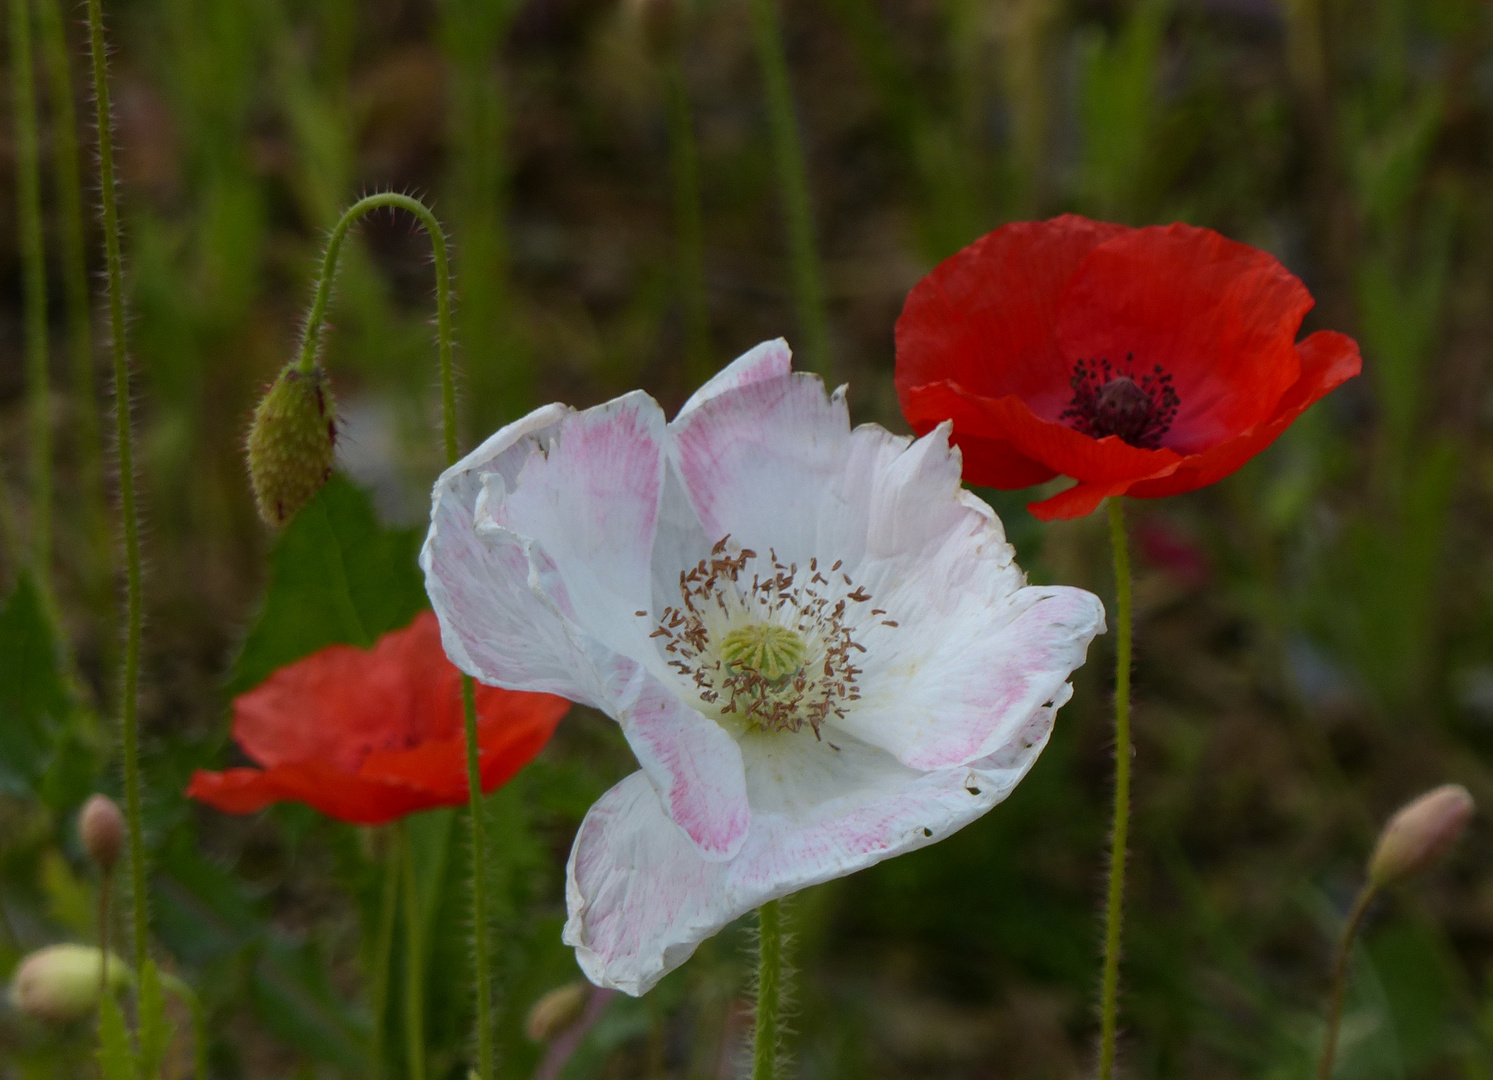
[85,0,149,979]
[746,0,831,377]
[1097,496,1132,1080]
[752,900,785,1080]
[1318,885,1376,1080]
[663,45,712,384]
[38,0,110,590]
[296,190,493,1079]
[13,0,51,580]
[400,822,427,1080]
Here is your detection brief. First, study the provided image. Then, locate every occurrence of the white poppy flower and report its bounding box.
[421,340,1105,995]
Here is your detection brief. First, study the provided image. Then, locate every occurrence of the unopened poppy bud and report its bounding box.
[8,945,131,1024]
[1368,784,1474,888]
[627,0,680,55]
[78,794,125,872]
[246,364,337,527]
[525,981,588,1042]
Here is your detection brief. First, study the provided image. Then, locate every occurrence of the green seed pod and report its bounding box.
[8,944,131,1024]
[246,364,336,527]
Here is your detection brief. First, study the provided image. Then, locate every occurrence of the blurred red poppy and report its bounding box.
[895,215,1361,520]
[187,611,570,825]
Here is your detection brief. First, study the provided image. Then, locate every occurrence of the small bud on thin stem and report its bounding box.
[1368,784,1474,888]
[246,365,337,527]
[79,794,126,873]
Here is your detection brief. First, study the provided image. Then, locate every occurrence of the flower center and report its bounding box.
[1059,356,1179,450]
[643,537,892,736]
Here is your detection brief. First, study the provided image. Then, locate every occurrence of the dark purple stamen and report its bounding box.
[1060,355,1179,449]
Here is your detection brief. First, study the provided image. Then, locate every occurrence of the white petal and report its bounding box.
[606,661,750,861]
[563,707,1055,996]
[674,338,793,421]
[423,404,609,705]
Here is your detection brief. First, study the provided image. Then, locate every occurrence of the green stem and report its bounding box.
[97,869,111,1003]
[752,900,784,1080]
[745,0,831,378]
[296,190,493,1080]
[370,834,401,1080]
[38,0,110,589]
[13,0,51,581]
[400,822,427,1080]
[85,0,149,980]
[1318,885,1376,1080]
[1097,496,1132,1080]
[663,45,712,385]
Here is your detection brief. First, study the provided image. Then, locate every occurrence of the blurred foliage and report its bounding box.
[2,0,1493,1076]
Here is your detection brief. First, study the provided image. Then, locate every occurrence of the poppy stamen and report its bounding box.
[1060,355,1179,449]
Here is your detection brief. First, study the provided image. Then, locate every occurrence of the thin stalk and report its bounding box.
[752,900,785,1080]
[745,0,831,378]
[663,45,712,384]
[97,868,111,1003]
[38,0,110,588]
[296,191,493,1079]
[1097,496,1132,1080]
[1318,885,1376,1080]
[85,0,149,979]
[370,834,401,1080]
[13,0,51,580]
[400,822,427,1080]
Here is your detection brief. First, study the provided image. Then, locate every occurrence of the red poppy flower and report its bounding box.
[895,215,1362,520]
[187,611,570,825]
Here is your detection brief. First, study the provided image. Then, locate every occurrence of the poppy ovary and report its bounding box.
[1060,355,1180,450]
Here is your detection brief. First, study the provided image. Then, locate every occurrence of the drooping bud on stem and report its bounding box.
[8,944,131,1024]
[79,793,125,873]
[1368,783,1475,888]
[525,981,588,1042]
[246,364,337,527]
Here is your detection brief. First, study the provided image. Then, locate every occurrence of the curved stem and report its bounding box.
[298,191,493,1078]
[1097,496,1132,1080]
[1318,884,1376,1080]
[13,0,51,581]
[752,900,784,1080]
[400,822,427,1080]
[746,0,831,378]
[85,0,149,980]
[370,833,401,1080]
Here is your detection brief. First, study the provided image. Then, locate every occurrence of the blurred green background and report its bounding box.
[2,0,1493,1076]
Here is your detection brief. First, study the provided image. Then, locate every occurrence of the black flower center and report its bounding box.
[1059,355,1179,450]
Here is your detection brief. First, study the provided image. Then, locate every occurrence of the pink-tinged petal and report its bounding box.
[424,405,608,705]
[675,338,793,421]
[564,709,1055,996]
[606,662,750,861]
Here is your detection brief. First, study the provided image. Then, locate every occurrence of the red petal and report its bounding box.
[186,763,435,825]
[1126,330,1361,499]
[1056,223,1312,449]
[896,215,1128,419]
[900,380,1057,488]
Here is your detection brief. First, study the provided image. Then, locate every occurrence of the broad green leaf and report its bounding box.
[96,993,137,1080]
[0,572,71,796]
[228,473,428,695]
[137,959,175,1079]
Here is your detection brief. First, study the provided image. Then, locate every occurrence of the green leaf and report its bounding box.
[136,959,175,1079]
[96,993,137,1080]
[0,571,72,796]
[227,473,429,695]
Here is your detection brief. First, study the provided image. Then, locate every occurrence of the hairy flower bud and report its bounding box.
[1368,784,1475,888]
[246,364,336,527]
[8,945,130,1024]
[525,981,588,1042]
[78,794,125,872]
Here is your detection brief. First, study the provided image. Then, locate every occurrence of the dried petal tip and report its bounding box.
[246,364,337,527]
[8,945,131,1024]
[525,981,588,1042]
[78,794,125,872]
[1369,784,1475,888]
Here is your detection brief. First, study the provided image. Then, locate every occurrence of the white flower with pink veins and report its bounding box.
[422,340,1106,995]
